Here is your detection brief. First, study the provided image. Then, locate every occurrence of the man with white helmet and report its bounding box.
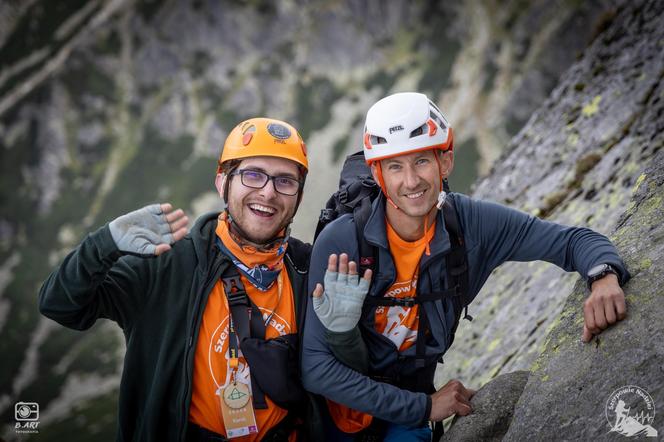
[40,118,313,441]
[302,92,629,440]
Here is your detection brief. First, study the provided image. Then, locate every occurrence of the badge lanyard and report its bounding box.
[219,277,259,438]
[228,312,240,379]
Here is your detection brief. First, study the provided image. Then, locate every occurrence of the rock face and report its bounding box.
[441,0,664,439]
[439,0,664,386]
[443,371,530,441]
[0,0,658,440]
[505,150,664,439]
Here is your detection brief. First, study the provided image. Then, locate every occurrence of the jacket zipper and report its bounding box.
[179,247,227,441]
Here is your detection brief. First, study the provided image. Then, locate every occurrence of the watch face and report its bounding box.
[588,264,609,278]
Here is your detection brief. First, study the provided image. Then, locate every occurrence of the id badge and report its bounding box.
[219,380,258,438]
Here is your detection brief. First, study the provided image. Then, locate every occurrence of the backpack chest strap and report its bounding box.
[363,288,460,308]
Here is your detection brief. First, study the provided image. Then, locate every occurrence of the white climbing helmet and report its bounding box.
[363,92,454,164]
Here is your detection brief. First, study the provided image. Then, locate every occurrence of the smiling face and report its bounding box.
[215,156,301,245]
[372,149,453,238]
[377,150,441,217]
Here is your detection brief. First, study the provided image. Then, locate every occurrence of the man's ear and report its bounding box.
[439,150,454,178]
[215,173,227,200]
[370,162,380,183]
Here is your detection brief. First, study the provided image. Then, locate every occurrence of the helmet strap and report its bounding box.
[221,163,239,203]
[434,149,445,190]
[424,212,431,256]
[433,150,448,210]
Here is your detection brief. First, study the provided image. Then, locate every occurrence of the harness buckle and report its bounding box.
[227,290,248,307]
[393,297,416,307]
[361,177,377,188]
[222,276,248,307]
[338,189,349,204]
[319,208,334,223]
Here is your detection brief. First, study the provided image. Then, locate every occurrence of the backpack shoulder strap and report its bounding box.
[406,196,471,379]
[285,237,311,270]
[442,196,472,349]
[220,266,269,409]
[353,196,377,276]
[285,238,310,331]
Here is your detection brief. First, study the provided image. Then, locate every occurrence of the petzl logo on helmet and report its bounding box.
[605,385,658,437]
[389,125,404,134]
[267,123,291,140]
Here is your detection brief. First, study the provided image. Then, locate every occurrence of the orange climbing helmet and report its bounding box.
[218,117,308,173]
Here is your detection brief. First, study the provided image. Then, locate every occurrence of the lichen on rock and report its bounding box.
[441,0,664,438]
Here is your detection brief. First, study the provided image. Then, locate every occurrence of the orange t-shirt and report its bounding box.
[374,220,434,351]
[329,219,435,432]
[188,219,297,441]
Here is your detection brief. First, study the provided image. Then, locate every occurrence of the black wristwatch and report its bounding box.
[587,263,619,290]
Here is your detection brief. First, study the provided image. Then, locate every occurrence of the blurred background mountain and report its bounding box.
[0,0,629,439]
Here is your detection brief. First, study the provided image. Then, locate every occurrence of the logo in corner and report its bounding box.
[14,401,40,434]
[606,385,657,437]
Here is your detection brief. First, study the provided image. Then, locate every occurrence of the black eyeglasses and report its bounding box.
[231,169,302,196]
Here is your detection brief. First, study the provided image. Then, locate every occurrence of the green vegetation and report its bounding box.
[95,129,197,223]
[26,389,119,441]
[415,5,461,93]
[332,134,352,164]
[294,76,343,140]
[448,138,479,194]
[0,0,99,96]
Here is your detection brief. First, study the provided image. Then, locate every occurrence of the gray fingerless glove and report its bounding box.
[108,204,174,256]
[313,270,370,332]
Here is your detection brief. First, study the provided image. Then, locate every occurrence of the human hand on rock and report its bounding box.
[312,253,372,333]
[429,379,476,421]
[109,203,189,256]
[582,273,626,342]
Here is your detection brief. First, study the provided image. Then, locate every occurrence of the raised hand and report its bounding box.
[312,253,373,333]
[109,203,189,256]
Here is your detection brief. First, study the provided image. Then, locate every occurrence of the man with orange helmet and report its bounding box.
[40,118,313,441]
[302,93,629,440]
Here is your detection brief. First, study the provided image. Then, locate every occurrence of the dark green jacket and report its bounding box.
[39,212,311,441]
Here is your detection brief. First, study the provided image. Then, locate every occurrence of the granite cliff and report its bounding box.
[443,0,663,438]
